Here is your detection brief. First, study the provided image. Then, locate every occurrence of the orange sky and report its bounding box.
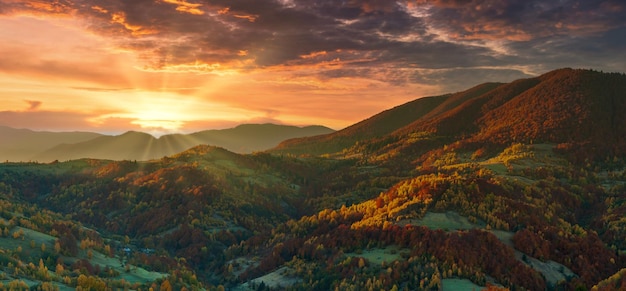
[0,0,624,135]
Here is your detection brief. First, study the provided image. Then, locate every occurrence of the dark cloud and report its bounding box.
[421,0,625,40]
[2,0,624,87]
[412,68,533,91]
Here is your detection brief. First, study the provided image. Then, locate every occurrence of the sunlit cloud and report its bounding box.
[111,12,158,36]
[0,0,624,134]
[135,62,240,76]
[161,0,204,15]
[91,6,108,14]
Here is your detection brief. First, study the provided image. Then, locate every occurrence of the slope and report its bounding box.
[344,69,626,166]
[474,69,626,156]
[394,77,541,137]
[271,94,451,156]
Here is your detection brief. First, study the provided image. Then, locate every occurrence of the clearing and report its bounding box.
[400,211,484,231]
[345,245,404,265]
[234,266,301,290]
[442,278,485,290]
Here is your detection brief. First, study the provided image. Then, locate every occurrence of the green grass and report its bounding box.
[236,266,301,290]
[401,211,484,231]
[441,278,485,291]
[345,246,404,265]
[78,248,167,284]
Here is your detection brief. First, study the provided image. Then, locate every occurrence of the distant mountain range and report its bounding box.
[0,124,334,162]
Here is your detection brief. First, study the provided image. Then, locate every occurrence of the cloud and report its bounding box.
[0,0,624,133]
[24,100,42,111]
[0,109,179,134]
[5,0,623,79]
[161,0,205,15]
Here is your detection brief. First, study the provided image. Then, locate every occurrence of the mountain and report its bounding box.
[33,131,162,162]
[270,82,511,156]
[1,68,625,290]
[0,126,102,162]
[17,123,334,162]
[189,124,335,154]
[275,68,626,163]
[272,94,451,156]
[474,69,626,148]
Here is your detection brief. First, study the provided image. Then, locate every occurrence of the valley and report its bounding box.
[1,69,626,290]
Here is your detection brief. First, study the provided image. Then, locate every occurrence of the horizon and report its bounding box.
[1,1,625,134]
[0,122,337,138]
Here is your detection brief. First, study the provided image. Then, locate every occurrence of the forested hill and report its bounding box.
[271,93,453,156]
[1,68,626,290]
[274,68,626,163]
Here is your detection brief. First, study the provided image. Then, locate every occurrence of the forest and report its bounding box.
[1,69,626,290]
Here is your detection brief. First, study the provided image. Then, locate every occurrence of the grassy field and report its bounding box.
[235,266,301,290]
[442,278,485,290]
[345,245,404,265]
[88,249,167,284]
[400,211,484,231]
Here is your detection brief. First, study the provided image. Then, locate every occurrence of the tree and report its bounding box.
[160,279,172,291]
[56,263,64,275]
[358,258,366,268]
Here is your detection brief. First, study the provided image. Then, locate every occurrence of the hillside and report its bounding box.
[1,68,626,290]
[474,69,626,157]
[20,124,334,162]
[272,94,451,156]
[276,69,626,164]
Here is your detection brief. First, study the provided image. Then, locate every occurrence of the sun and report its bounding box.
[105,91,196,134]
[132,109,185,132]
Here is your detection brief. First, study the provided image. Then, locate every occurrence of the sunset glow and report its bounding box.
[0,0,624,134]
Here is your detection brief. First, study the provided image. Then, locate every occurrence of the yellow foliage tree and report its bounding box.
[160,279,173,291]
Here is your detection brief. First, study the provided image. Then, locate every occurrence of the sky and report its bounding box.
[0,0,624,135]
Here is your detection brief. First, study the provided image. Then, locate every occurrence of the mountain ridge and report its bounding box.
[272,94,451,156]
[274,68,626,163]
[0,123,334,162]
[0,126,103,162]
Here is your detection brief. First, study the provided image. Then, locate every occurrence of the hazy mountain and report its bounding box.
[190,123,335,154]
[29,123,334,162]
[0,126,102,162]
